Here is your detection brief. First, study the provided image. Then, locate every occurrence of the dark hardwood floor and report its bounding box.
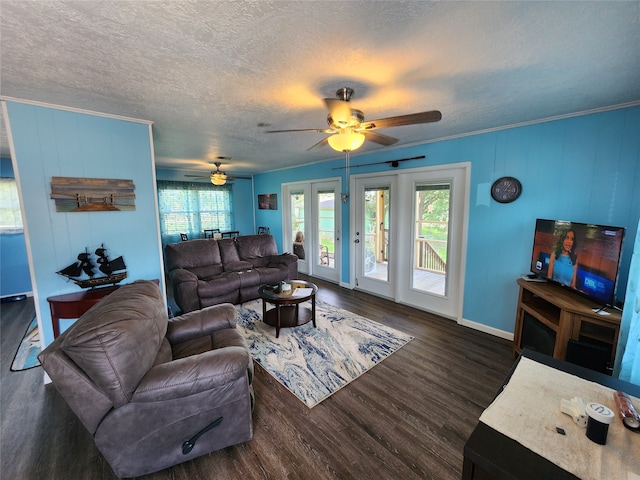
[1,277,514,479]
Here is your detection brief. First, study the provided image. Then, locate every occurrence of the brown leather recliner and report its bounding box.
[38,281,254,478]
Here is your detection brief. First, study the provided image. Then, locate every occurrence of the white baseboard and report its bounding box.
[0,291,33,300]
[458,317,514,341]
[318,278,513,340]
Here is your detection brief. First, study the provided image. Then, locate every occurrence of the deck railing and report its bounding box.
[415,237,446,273]
[360,232,447,274]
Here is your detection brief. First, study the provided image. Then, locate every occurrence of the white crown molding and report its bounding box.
[379,101,640,153]
[0,96,153,126]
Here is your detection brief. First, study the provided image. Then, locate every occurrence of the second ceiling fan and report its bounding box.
[267,87,442,152]
[185,161,252,185]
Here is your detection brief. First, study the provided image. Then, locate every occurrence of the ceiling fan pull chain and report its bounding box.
[342,151,350,203]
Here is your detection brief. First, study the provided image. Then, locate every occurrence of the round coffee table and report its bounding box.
[258,280,318,338]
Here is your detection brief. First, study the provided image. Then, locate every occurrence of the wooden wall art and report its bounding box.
[50,177,136,212]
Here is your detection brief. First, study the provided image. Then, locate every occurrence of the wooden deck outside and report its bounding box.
[365,261,446,296]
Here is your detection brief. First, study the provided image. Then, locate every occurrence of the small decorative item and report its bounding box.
[51,177,136,212]
[265,282,295,297]
[585,402,615,445]
[57,244,127,289]
[491,176,522,203]
[258,193,278,210]
[277,284,294,297]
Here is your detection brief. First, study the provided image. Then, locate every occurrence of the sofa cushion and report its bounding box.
[255,265,290,284]
[165,239,222,270]
[197,273,242,298]
[190,264,224,279]
[247,257,270,268]
[224,260,253,272]
[218,238,241,263]
[59,281,168,408]
[236,234,278,260]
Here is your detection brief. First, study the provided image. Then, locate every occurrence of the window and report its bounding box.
[0,177,24,234]
[157,180,233,244]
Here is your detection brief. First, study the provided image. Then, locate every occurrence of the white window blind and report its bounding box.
[157,180,233,244]
[0,177,24,234]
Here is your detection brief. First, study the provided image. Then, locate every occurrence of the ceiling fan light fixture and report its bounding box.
[211,172,227,185]
[328,131,365,152]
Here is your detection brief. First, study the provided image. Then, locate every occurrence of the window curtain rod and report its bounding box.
[331,155,425,170]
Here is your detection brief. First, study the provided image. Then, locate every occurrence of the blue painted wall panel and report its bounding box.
[6,102,164,347]
[0,158,32,297]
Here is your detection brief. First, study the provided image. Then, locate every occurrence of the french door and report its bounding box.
[352,176,396,299]
[352,163,469,321]
[282,179,341,284]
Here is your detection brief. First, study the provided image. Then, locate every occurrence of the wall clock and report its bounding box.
[491,176,522,203]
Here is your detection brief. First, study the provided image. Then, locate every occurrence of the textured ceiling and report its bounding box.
[1,1,639,176]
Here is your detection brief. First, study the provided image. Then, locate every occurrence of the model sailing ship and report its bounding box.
[57,244,127,289]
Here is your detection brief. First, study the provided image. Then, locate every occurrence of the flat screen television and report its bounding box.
[529,219,625,306]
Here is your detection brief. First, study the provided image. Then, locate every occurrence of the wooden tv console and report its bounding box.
[512,278,621,371]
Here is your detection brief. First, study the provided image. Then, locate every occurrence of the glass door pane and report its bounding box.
[364,187,389,281]
[317,190,335,269]
[290,190,306,264]
[413,183,450,296]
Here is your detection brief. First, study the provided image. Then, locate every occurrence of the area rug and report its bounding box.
[235,299,413,408]
[11,317,41,371]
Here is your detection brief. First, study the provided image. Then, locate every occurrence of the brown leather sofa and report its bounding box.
[165,234,298,313]
[38,281,254,478]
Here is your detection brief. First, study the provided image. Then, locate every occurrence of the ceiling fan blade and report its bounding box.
[362,131,398,146]
[360,110,442,130]
[184,174,210,178]
[226,175,252,181]
[266,128,330,133]
[306,137,329,151]
[324,98,352,125]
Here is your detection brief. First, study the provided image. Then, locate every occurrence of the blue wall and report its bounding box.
[616,220,640,383]
[0,158,31,297]
[5,101,165,348]
[253,106,640,334]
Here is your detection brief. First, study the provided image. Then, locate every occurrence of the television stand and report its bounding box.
[519,273,547,282]
[512,278,621,373]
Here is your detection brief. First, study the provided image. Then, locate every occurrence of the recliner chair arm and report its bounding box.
[131,346,251,402]
[167,303,237,344]
[168,267,198,283]
[168,268,200,313]
[269,253,298,266]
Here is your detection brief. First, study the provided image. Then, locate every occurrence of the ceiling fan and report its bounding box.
[185,162,252,185]
[266,87,442,152]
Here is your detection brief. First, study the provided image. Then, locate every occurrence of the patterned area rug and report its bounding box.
[236,299,413,408]
[11,317,41,371]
